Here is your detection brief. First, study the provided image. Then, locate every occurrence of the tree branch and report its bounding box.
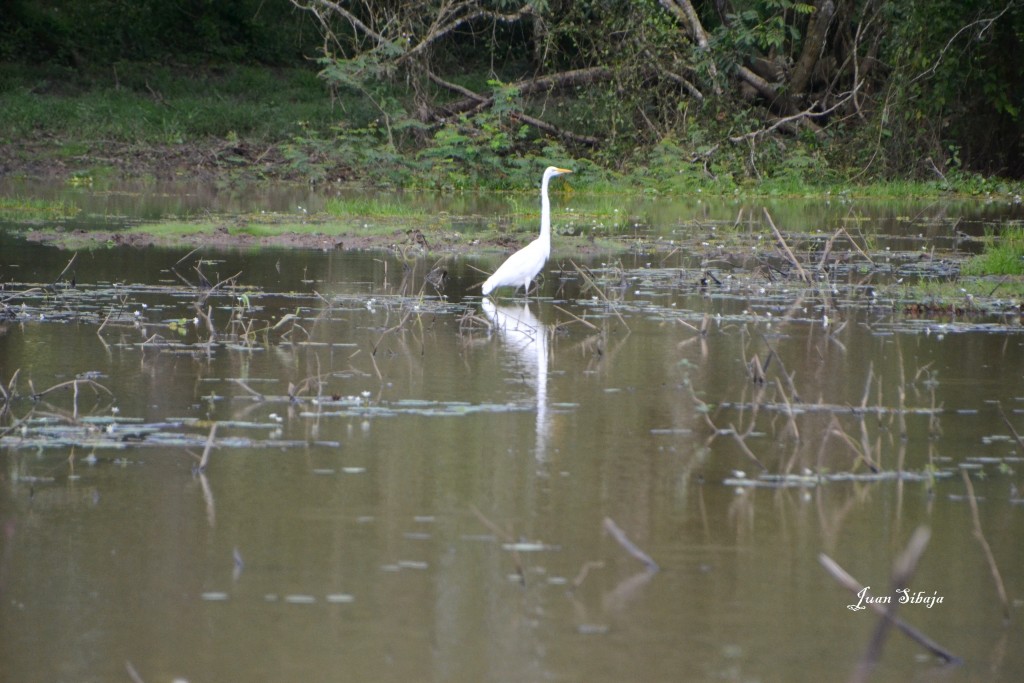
[908,2,1016,87]
[728,91,855,143]
[400,4,535,64]
[292,0,395,51]
[658,0,722,94]
[427,70,601,146]
[432,67,614,117]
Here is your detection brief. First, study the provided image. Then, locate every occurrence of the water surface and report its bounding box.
[1,188,1023,682]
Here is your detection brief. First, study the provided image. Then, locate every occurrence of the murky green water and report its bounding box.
[2,186,1024,682]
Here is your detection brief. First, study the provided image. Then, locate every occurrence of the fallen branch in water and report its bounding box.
[603,517,659,572]
[852,526,933,681]
[818,540,960,668]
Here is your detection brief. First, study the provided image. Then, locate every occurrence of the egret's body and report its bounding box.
[482,166,572,297]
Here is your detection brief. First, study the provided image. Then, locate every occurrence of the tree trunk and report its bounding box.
[790,0,836,97]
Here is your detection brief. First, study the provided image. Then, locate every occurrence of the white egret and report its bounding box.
[481,166,572,297]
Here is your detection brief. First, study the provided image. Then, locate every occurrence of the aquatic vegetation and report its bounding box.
[963,226,1024,276]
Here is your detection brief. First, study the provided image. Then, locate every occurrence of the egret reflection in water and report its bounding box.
[481,298,550,462]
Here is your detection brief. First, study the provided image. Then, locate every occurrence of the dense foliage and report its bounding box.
[2,0,1022,186]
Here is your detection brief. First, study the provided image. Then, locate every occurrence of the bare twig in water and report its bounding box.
[763,208,811,283]
[174,246,203,270]
[847,528,958,679]
[860,362,874,411]
[602,517,659,572]
[53,253,78,286]
[197,422,217,473]
[570,260,630,332]
[552,304,599,331]
[820,550,960,667]
[961,470,1011,622]
[193,303,216,338]
[230,378,265,401]
[686,384,720,433]
[471,504,525,587]
[826,415,880,473]
[748,353,766,385]
[837,226,876,266]
[728,424,768,472]
[995,401,1024,453]
[851,526,934,682]
[31,378,114,403]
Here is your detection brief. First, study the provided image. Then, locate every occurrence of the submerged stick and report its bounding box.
[602,517,659,572]
[961,470,1011,622]
[818,551,960,666]
[852,527,932,682]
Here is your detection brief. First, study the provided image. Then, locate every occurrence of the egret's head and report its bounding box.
[543,166,573,181]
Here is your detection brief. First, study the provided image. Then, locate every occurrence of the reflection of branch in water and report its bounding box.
[961,470,1011,622]
[602,568,658,615]
[569,560,606,591]
[198,471,216,529]
[565,520,659,630]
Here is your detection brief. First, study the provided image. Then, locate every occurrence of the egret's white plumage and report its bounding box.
[482,166,572,297]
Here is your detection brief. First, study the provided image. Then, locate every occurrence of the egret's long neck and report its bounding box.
[539,175,552,247]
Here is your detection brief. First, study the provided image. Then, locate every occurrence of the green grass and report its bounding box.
[0,63,336,144]
[962,227,1024,276]
[324,197,428,220]
[0,197,79,220]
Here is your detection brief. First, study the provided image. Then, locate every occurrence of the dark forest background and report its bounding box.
[3,1,1022,184]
